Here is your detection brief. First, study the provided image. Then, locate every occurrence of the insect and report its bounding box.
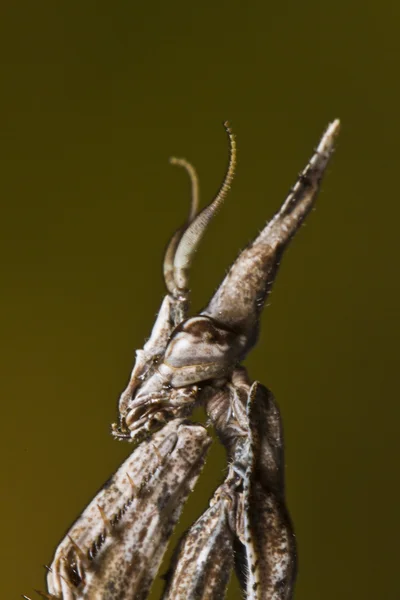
[24,119,339,599]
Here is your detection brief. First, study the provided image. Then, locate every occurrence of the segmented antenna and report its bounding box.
[164,157,200,295]
[173,121,237,292]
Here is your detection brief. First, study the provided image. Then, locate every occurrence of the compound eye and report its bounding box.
[164,316,237,368]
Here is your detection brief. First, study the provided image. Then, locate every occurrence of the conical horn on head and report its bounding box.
[202,119,340,350]
[163,122,237,297]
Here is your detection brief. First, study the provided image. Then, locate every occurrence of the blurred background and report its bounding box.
[1,1,399,598]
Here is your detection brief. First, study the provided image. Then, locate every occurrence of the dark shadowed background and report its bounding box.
[1,2,399,599]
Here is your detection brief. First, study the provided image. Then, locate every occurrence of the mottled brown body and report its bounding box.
[46,420,211,599]
[240,383,296,600]
[163,479,238,600]
[24,121,339,600]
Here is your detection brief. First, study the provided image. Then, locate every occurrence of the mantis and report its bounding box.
[24,119,339,600]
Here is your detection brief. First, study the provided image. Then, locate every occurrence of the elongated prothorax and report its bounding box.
[203,120,340,351]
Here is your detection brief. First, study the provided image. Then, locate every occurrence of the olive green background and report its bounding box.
[1,2,399,598]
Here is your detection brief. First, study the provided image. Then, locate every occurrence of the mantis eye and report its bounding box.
[163,316,240,369]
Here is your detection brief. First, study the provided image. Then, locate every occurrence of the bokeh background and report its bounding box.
[1,2,399,598]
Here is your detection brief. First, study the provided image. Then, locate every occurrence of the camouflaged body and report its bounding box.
[26,120,339,600]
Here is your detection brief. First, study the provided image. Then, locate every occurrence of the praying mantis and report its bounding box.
[24,119,339,600]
